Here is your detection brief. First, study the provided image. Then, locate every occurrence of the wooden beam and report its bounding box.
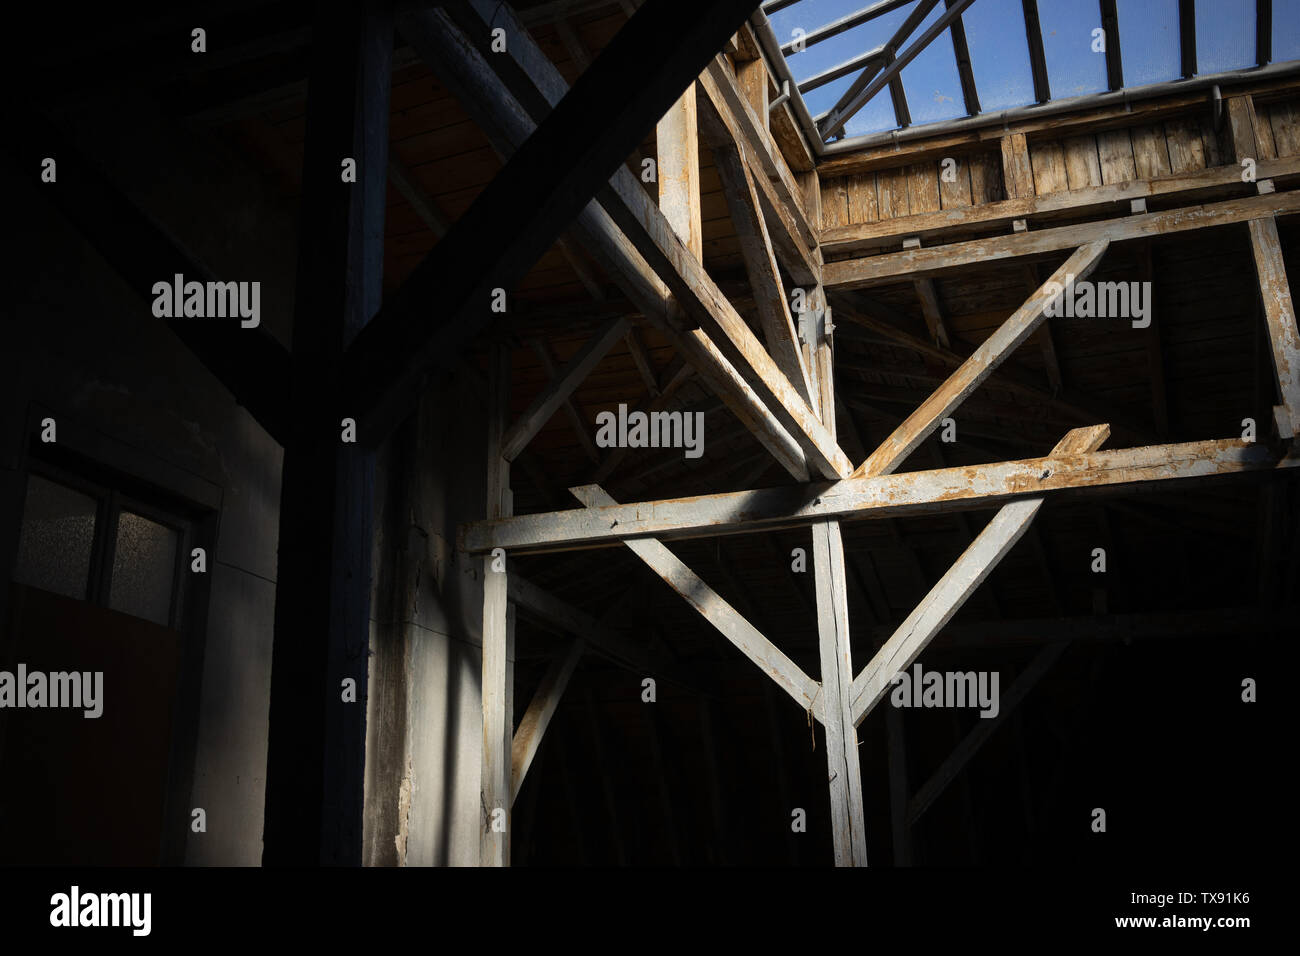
[463,437,1297,555]
[913,278,952,349]
[848,426,1107,728]
[501,317,628,462]
[907,640,1070,826]
[824,189,1300,289]
[480,344,512,867]
[625,325,662,397]
[511,639,585,804]
[571,485,826,721]
[1248,215,1300,436]
[657,87,703,261]
[596,176,853,477]
[1000,132,1035,200]
[341,0,759,443]
[813,520,869,865]
[819,155,1300,256]
[697,60,820,283]
[434,1,812,482]
[530,338,603,466]
[710,139,816,406]
[851,242,1108,479]
[262,1,390,867]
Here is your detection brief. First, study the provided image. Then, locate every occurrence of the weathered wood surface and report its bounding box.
[480,344,512,867]
[818,156,1300,255]
[824,189,1300,288]
[1000,133,1035,199]
[711,141,815,406]
[850,242,1108,479]
[569,485,827,721]
[813,520,869,865]
[657,86,703,260]
[426,2,810,481]
[847,425,1110,727]
[1248,215,1300,435]
[460,438,1297,554]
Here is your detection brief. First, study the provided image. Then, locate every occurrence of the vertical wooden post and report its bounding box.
[810,287,868,866]
[657,87,703,260]
[262,0,392,867]
[1000,132,1035,199]
[481,343,513,865]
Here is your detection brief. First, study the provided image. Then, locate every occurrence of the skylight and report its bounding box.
[759,0,1297,149]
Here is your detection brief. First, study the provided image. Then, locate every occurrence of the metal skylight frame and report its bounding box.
[753,0,1296,158]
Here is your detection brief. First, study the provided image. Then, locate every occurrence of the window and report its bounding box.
[12,466,189,629]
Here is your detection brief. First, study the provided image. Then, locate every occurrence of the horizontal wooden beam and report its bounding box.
[461,438,1298,554]
[819,155,1300,256]
[851,241,1108,478]
[823,189,1300,289]
[572,485,826,721]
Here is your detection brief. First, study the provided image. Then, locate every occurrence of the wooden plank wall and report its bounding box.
[820,152,1006,230]
[819,94,1300,231]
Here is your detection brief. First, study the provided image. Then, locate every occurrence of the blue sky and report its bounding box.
[767,0,1296,140]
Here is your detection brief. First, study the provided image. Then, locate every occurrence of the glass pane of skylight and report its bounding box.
[841,90,902,136]
[806,71,900,135]
[1117,0,1181,86]
[1038,0,1108,99]
[898,1,967,123]
[962,0,1036,110]
[1196,0,1257,74]
[785,1,920,86]
[1278,0,1300,62]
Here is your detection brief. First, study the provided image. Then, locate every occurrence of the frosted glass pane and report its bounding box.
[14,474,96,600]
[109,511,178,627]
